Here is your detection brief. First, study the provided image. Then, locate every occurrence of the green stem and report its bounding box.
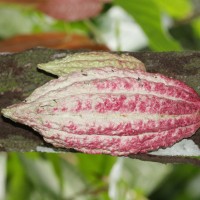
[83,20,105,44]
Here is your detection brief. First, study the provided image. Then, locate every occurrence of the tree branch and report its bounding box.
[0,48,200,165]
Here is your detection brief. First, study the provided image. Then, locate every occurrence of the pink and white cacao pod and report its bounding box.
[2,67,200,155]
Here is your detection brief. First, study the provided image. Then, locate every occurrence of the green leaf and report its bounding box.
[114,0,181,51]
[154,0,192,19]
[77,154,116,183]
[58,154,89,199]
[6,153,33,200]
[10,153,92,200]
[109,158,172,199]
[0,4,35,38]
[150,164,200,199]
[19,153,62,200]
[192,18,200,37]
[42,154,64,195]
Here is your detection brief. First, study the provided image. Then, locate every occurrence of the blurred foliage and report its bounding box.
[114,0,181,51]
[154,0,192,19]
[5,153,116,200]
[0,4,89,39]
[1,0,200,199]
[150,164,200,200]
[1,0,200,51]
[4,153,200,200]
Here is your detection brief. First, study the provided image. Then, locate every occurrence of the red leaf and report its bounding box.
[37,0,110,21]
[0,32,109,52]
[0,0,39,5]
[0,0,112,21]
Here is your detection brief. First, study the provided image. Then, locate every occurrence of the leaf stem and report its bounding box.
[83,19,105,44]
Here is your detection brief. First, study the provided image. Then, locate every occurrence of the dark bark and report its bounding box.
[0,48,200,165]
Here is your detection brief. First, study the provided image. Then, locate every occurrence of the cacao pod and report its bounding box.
[2,67,200,155]
[37,51,146,76]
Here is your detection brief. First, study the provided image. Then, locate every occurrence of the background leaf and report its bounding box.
[37,0,106,21]
[149,164,200,200]
[6,153,33,200]
[154,0,192,19]
[19,153,61,200]
[114,0,181,51]
[108,158,172,199]
[77,154,116,183]
[0,4,89,39]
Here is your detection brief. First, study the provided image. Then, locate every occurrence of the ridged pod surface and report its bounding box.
[37,51,146,76]
[2,67,200,155]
